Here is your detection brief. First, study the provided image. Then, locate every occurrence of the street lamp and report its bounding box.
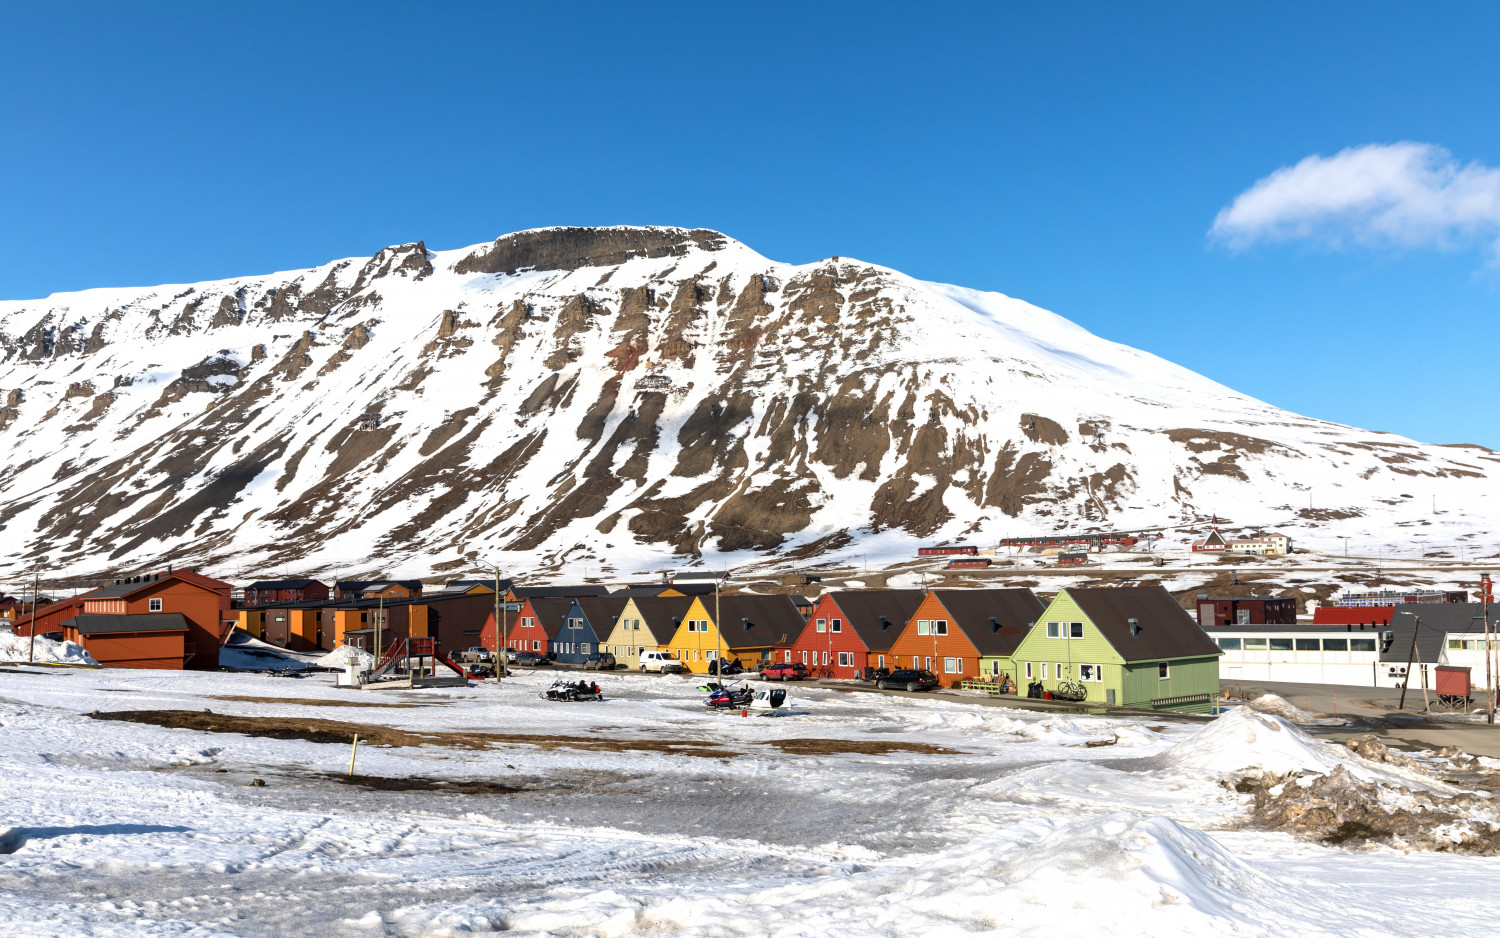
[476,559,509,678]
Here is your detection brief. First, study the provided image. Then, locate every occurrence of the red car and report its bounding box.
[760,661,809,681]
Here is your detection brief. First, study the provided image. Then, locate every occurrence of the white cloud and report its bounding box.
[1211,142,1500,259]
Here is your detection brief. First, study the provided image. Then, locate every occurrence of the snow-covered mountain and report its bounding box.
[2,226,1496,581]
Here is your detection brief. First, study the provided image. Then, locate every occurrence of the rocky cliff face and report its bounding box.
[1,226,1496,580]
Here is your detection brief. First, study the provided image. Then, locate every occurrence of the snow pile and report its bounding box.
[0,632,97,666]
[1244,693,1345,725]
[1161,709,1359,778]
[315,645,374,669]
[218,633,323,671]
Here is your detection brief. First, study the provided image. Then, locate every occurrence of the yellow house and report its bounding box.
[664,594,807,673]
[601,596,692,668]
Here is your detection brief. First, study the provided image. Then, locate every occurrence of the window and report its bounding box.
[1350,638,1377,652]
[816,618,827,633]
[1055,663,1064,680]
[706,650,716,660]
[1079,664,1102,682]
[1046,622,1061,639]
[924,656,932,670]
[1243,638,1267,650]
[838,652,854,667]
[1217,637,1242,650]
[801,651,808,664]
[878,655,885,668]
[1025,662,1033,679]
[941,657,957,673]
[1295,638,1320,651]
[917,620,930,635]
[1158,662,1170,679]
[832,619,842,633]
[1269,638,1293,651]
[1323,638,1348,651]
[1449,638,1464,650]
[1040,663,1047,680]
[785,650,792,662]
[532,640,540,651]
[1069,622,1083,639]
[933,620,948,636]
[581,643,590,654]
[148,598,163,612]
[822,651,829,665]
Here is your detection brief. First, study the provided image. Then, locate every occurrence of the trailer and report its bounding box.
[918,546,977,557]
[946,558,992,569]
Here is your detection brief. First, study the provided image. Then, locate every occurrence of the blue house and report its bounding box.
[548,597,626,666]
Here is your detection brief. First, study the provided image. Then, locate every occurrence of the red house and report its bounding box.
[788,590,928,679]
[243,579,330,606]
[497,597,573,655]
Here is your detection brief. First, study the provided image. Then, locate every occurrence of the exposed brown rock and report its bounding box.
[454,226,727,276]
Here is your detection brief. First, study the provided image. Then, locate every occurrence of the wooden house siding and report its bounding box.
[665,597,721,673]
[601,599,667,668]
[790,595,872,678]
[67,629,187,669]
[886,593,983,681]
[550,601,609,665]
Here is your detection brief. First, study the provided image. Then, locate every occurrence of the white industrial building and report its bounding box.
[1205,603,1496,690]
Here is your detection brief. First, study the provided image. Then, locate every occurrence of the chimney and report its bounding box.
[989,616,1000,633]
[742,617,751,631]
[1129,617,1140,637]
[878,615,889,630]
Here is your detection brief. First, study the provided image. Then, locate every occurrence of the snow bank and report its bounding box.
[218,633,323,671]
[1244,693,1345,725]
[315,645,374,669]
[1162,709,1339,777]
[0,632,96,666]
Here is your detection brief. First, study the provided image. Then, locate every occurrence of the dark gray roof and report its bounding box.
[1382,604,1494,663]
[575,596,629,634]
[618,595,696,644]
[1203,624,1385,634]
[714,594,807,648]
[930,589,1048,657]
[62,613,189,635]
[1065,587,1222,661]
[510,585,610,599]
[822,590,928,653]
[336,579,424,592]
[520,597,579,637]
[88,576,172,599]
[246,579,324,590]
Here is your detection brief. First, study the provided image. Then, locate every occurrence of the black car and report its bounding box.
[875,669,940,692]
[511,651,550,667]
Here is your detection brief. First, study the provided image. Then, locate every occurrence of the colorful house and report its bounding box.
[503,597,574,655]
[53,568,233,669]
[1009,587,1222,713]
[243,579,329,606]
[334,579,423,601]
[887,589,1045,684]
[549,597,626,666]
[789,590,927,679]
[600,595,692,669]
[665,594,805,673]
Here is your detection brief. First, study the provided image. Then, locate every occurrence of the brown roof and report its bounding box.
[822,590,928,652]
[620,595,697,644]
[1064,586,1222,661]
[930,589,1047,657]
[713,594,806,649]
[62,613,190,635]
[522,597,577,638]
[575,596,629,635]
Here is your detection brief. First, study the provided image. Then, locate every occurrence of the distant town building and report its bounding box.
[1195,595,1298,627]
[1334,589,1467,607]
[1191,529,1291,555]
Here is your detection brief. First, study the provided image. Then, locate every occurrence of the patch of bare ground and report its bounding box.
[765,738,956,756]
[90,709,736,758]
[208,695,437,709]
[315,771,634,795]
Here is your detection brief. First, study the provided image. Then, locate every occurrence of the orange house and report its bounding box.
[54,568,233,669]
[886,589,1045,684]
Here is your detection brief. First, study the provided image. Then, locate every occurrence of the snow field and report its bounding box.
[0,667,1498,936]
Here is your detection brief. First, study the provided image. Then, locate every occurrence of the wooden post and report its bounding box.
[348,734,360,776]
[27,572,39,664]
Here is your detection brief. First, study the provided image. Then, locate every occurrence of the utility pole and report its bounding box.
[478,560,508,678]
[1398,614,1422,711]
[1483,573,1494,723]
[27,571,39,664]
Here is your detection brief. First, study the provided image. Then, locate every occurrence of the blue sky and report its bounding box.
[3,2,1497,446]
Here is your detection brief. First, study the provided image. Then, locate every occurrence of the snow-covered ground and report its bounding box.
[1,667,1498,937]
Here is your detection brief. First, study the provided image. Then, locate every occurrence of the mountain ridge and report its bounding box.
[2,226,1496,580]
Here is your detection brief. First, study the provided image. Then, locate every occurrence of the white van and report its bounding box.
[639,650,684,673]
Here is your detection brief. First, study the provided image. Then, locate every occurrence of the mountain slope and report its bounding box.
[2,226,1496,580]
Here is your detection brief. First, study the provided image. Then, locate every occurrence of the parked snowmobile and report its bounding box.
[540,679,604,702]
[704,682,755,709]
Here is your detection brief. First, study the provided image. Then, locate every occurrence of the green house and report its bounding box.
[1005,587,1222,713]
